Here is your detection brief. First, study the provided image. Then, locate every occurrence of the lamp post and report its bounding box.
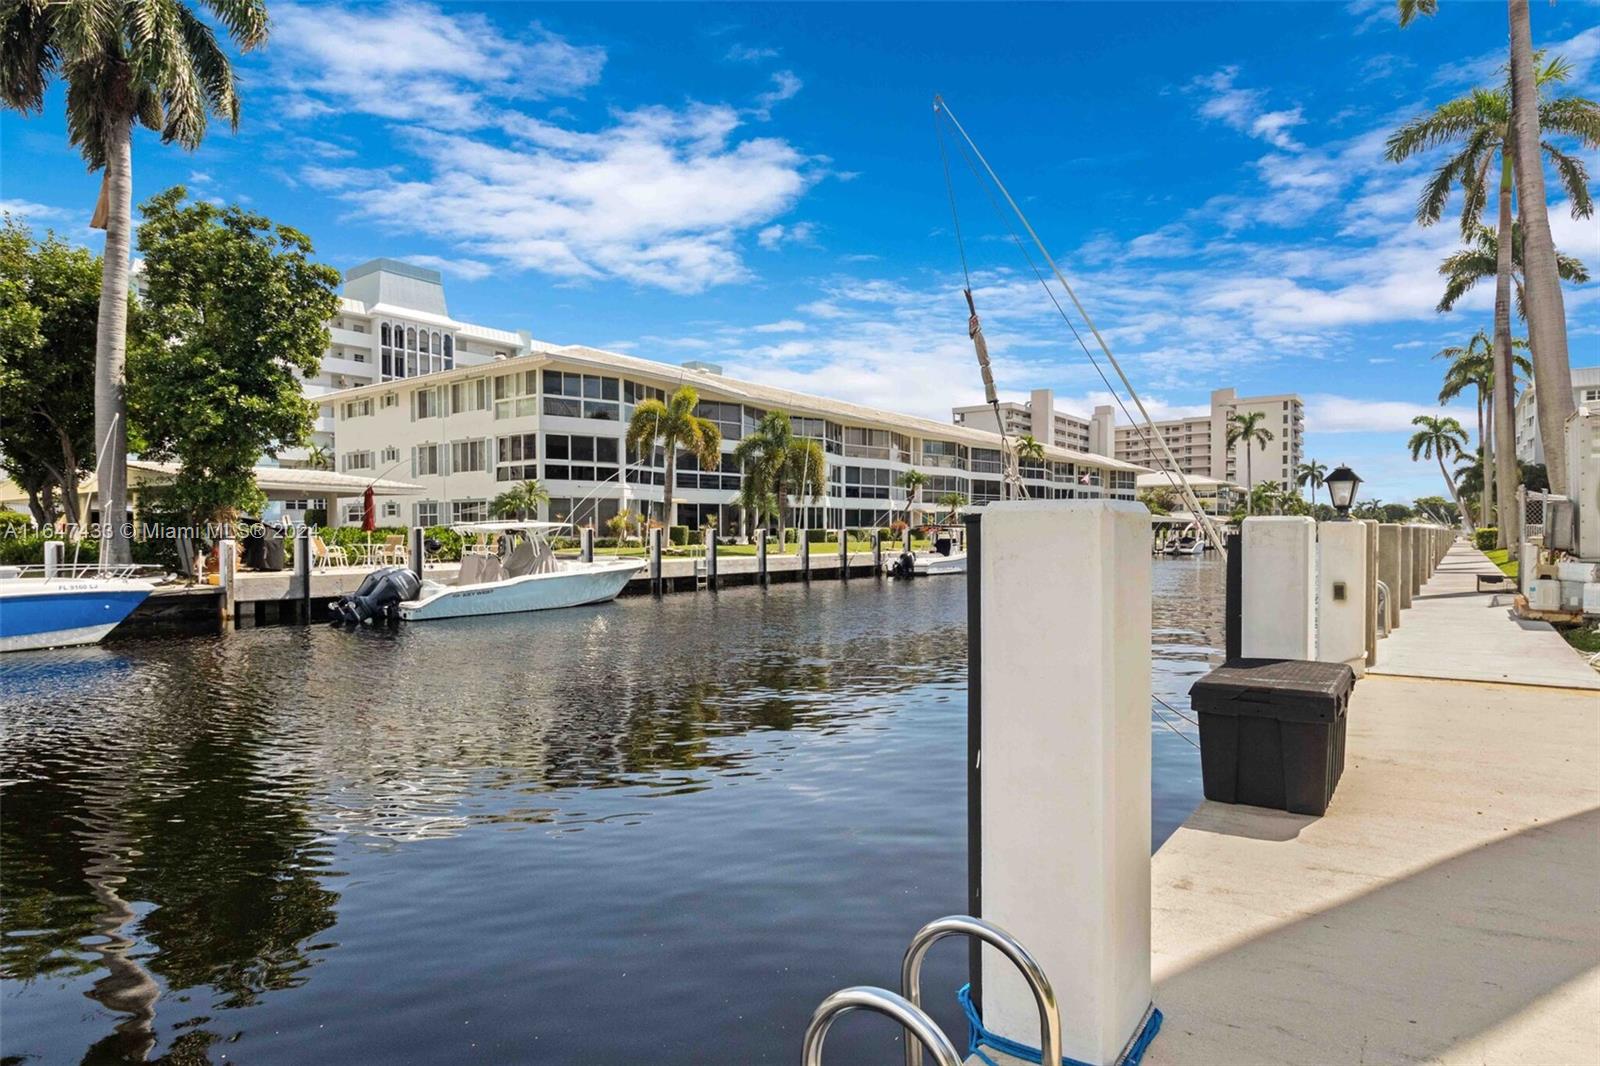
[1325,464,1362,520]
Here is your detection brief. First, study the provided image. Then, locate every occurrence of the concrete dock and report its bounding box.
[1144,541,1600,1065]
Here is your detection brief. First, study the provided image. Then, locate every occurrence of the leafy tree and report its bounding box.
[2,0,271,561]
[1412,494,1460,525]
[0,218,101,526]
[129,187,340,524]
[1434,328,1530,531]
[730,410,824,545]
[1138,486,1177,516]
[937,491,967,524]
[895,468,928,529]
[625,385,721,531]
[491,480,550,521]
[1408,415,1473,525]
[304,443,332,471]
[1225,411,1275,511]
[1295,459,1327,506]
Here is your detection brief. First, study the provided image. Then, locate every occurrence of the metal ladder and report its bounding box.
[801,914,1061,1066]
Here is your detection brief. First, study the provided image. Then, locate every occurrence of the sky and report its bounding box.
[4,0,1598,504]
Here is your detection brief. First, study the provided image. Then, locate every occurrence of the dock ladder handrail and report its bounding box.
[1375,579,1391,639]
[801,987,963,1066]
[900,914,1061,1066]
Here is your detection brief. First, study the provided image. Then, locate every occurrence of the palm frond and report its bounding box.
[1540,140,1593,218]
[1537,95,1600,149]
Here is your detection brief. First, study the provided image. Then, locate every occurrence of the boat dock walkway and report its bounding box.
[1142,540,1599,1065]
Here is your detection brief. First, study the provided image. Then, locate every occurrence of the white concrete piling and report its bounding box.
[1397,525,1413,611]
[1316,521,1368,673]
[649,527,663,596]
[43,539,62,579]
[1362,519,1379,666]
[976,500,1152,1066]
[1409,527,1424,598]
[872,528,883,573]
[1241,517,1317,661]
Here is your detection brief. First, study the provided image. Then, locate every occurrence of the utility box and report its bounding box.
[1190,659,1354,817]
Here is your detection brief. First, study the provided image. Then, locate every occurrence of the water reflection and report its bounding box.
[2,566,1219,1064]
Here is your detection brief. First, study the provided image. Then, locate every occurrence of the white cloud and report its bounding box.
[752,70,803,119]
[1304,393,1443,433]
[404,254,496,281]
[756,221,817,250]
[0,199,75,227]
[271,1,606,128]
[752,319,808,333]
[1190,66,1305,150]
[726,44,780,63]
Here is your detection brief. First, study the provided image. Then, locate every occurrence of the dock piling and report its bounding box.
[581,527,594,563]
[1316,520,1368,672]
[838,528,848,580]
[1378,524,1403,628]
[872,529,883,575]
[649,527,663,597]
[800,533,810,583]
[1241,517,1316,660]
[756,529,768,587]
[409,527,425,580]
[294,524,312,622]
[1362,520,1379,666]
[704,529,718,591]
[218,539,238,628]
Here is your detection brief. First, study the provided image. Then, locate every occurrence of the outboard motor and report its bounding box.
[889,551,918,579]
[329,565,421,626]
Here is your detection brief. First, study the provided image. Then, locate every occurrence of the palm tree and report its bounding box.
[2,0,270,562]
[937,491,967,524]
[896,468,928,529]
[1015,434,1045,463]
[1295,459,1327,506]
[1386,54,1596,544]
[305,443,333,471]
[1225,411,1274,512]
[730,410,824,546]
[1434,329,1531,531]
[491,479,550,521]
[1437,221,1589,317]
[1408,415,1473,525]
[625,385,721,530]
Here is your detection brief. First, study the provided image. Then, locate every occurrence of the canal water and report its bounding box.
[1,557,1222,1065]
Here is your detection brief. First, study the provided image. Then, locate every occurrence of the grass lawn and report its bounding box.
[1559,624,1600,656]
[1483,547,1518,580]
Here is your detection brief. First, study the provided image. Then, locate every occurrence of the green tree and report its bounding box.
[491,480,550,521]
[1408,415,1473,524]
[730,410,824,545]
[896,468,928,529]
[1434,328,1531,531]
[305,443,332,471]
[129,187,340,524]
[1225,411,1275,511]
[1436,221,1588,317]
[1138,486,1177,516]
[0,217,101,526]
[937,491,967,524]
[1295,459,1328,506]
[1412,494,1460,525]
[625,385,721,531]
[1014,434,1045,463]
[2,0,271,561]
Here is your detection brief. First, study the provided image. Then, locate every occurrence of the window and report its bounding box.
[1584,387,1600,402]
[343,502,364,523]
[695,401,742,440]
[413,388,442,419]
[381,446,400,464]
[843,465,892,499]
[675,450,740,490]
[543,433,620,482]
[342,398,373,419]
[544,370,619,420]
[494,370,538,419]
[921,439,965,469]
[844,427,893,459]
[624,380,666,422]
[381,393,398,409]
[405,327,419,377]
[383,501,399,519]
[793,417,842,454]
[451,439,488,473]
[496,433,538,481]
[452,500,488,523]
[443,335,454,370]
[342,450,373,472]
[414,444,443,476]
[450,378,488,414]
[415,501,440,526]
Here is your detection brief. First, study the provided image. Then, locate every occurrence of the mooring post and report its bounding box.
[218,539,238,628]
[975,500,1153,1065]
[649,527,663,597]
[294,524,312,623]
[963,511,984,1012]
[872,528,883,575]
[1316,520,1367,674]
[408,526,425,580]
[1223,531,1242,662]
[1241,516,1316,660]
[800,532,810,583]
[1378,524,1403,628]
[1407,527,1422,600]
[904,525,913,554]
[838,528,849,580]
[581,526,594,563]
[704,528,718,591]
[43,539,63,580]
[756,528,769,587]
[1362,520,1379,666]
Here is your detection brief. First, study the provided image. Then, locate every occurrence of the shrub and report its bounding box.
[0,533,98,567]
[806,528,830,543]
[669,525,691,547]
[0,509,34,532]
[304,507,327,527]
[1473,527,1498,551]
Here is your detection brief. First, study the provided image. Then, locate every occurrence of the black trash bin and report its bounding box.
[1189,658,1354,816]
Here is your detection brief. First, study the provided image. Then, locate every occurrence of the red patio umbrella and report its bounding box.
[362,485,376,531]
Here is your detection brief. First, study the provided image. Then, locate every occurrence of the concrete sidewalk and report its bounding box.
[1369,540,1600,690]
[1141,539,1600,1066]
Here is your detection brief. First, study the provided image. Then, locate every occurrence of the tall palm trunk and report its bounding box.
[94,120,134,563]
[1438,454,1474,529]
[1508,0,1576,496]
[663,448,677,530]
[1244,447,1254,514]
[1491,155,1521,547]
[1475,388,1490,533]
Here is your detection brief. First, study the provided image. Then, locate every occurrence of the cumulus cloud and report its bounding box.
[756,221,817,250]
[403,254,496,281]
[1190,66,1305,150]
[752,319,808,333]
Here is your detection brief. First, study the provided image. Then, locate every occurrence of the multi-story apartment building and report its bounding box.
[952,388,1093,452]
[325,347,1144,531]
[1103,388,1304,491]
[1514,366,1599,465]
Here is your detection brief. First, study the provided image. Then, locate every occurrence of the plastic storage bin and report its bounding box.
[1189,658,1355,816]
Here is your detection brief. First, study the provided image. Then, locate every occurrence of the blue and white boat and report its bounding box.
[0,565,157,653]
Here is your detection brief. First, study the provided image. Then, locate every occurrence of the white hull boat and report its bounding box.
[884,527,967,577]
[0,566,157,653]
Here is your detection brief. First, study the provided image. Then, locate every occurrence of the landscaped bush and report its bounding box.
[1473,527,1498,551]
[0,509,34,532]
[669,525,691,547]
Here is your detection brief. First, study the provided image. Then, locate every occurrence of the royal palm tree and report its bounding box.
[896,468,928,530]
[625,385,721,531]
[305,443,333,471]
[491,479,550,521]
[2,0,271,562]
[730,410,824,546]
[1387,55,1596,542]
[1437,221,1589,317]
[1408,415,1473,525]
[937,491,967,524]
[1014,434,1045,463]
[1295,459,1327,506]
[1435,329,1531,531]
[1225,411,1274,512]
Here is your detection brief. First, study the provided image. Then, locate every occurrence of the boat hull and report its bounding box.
[0,581,154,653]
[914,553,967,576]
[399,560,645,620]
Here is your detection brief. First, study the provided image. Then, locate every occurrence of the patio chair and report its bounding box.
[380,534,407,565]
[311,535,349,568]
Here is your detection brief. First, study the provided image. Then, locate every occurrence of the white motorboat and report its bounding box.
[398,522,645,621]
[0,563,157,653]
[884,528,968,578]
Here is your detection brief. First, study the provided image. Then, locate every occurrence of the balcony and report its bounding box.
[329,326,374,349]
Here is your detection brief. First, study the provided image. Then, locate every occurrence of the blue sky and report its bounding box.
[4,1,1598,503]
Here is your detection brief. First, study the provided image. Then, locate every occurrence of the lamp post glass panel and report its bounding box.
[1325,465,1362,519]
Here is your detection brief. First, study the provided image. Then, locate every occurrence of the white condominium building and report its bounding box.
[325,348,1143,531]
[952,388,1093,452]
[1514,366,1599,465]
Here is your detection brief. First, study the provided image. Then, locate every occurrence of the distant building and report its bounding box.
[952,388,1093,452]
[1134,472,1240,516]
[1514,366,1599,465]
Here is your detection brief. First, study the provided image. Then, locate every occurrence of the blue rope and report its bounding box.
[956,984,1163,1066]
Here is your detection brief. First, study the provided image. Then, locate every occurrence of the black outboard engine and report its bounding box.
[329,565,421,626]
[889,551,918,578]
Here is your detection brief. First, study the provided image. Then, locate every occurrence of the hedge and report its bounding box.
[1473,527,1498,551]
[669,525,691,547]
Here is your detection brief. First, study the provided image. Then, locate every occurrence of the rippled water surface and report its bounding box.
[2,558,1222,1065]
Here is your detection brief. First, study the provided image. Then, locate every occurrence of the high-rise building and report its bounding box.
[1514,366,1599,465]
[952,388,1093,452]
